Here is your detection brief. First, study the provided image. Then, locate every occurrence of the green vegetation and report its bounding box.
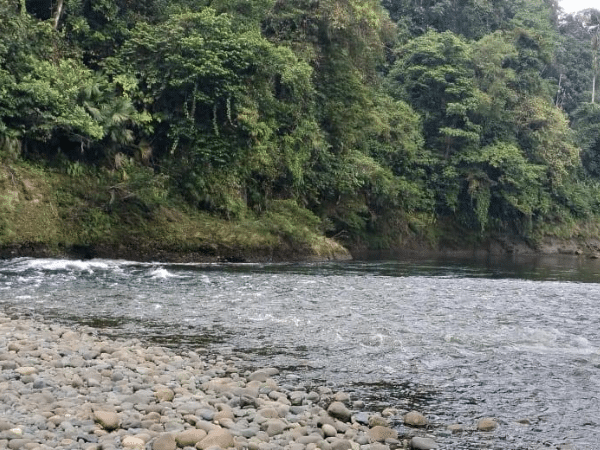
[1,0,600,259]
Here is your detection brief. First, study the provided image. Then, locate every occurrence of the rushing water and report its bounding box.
[1,255,600,449]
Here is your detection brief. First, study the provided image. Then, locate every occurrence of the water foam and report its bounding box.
[15,258,112,274]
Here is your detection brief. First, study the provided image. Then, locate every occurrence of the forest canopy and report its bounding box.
[1,0,600,250]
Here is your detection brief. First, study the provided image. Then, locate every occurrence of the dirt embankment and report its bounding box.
[4,231,600,263]
[2,161,600,263]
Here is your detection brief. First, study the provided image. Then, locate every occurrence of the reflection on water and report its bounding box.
[347,252,600,281]
[1,254,600,449]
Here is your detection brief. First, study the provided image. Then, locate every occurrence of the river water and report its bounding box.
[0,255,599,449]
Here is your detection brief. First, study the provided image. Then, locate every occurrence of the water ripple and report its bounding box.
[1,256,600,448]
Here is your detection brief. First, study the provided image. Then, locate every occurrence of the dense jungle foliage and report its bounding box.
[1,0,600,253]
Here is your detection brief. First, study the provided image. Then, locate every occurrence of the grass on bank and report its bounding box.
[0,158,348,260]
[4,155,599,261]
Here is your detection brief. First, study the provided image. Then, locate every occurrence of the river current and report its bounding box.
[1,255,599,449]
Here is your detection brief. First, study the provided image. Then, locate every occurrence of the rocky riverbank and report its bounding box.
[0,312,501,450]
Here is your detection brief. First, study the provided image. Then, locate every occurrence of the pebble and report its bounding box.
[322,423,337,437]
[152,433,176,450]
[122,435,145,448]
[93,411,120,431]
[0,312,527,450]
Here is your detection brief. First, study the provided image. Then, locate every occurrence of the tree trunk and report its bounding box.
[556,73,563,107]
[53,0,64,30]
[593,33,599,103]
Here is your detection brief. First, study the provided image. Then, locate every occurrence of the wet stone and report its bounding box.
[0,316,505,450]
[476,418,498,432]
[366,426,398,443]
[410,437,438,450]
[404,411,428,428]
[447,424,463,434]
[327,403,352,422]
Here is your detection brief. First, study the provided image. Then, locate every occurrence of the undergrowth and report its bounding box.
[0,158,346,259]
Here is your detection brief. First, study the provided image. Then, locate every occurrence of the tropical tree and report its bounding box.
[111,8,321,214]
[572,102,600,177]
[388,30,481,159]
[592,29,599,102]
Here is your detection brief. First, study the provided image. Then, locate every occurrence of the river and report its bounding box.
[0,255,599,449]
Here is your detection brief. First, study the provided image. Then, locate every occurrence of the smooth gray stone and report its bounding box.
[197,409,216,421]
[7,439,34,450]
[32,379,46,389]
[0,421,14,431]
[410,437,438,450]
[327,402,351,422]
[1,361,18,370]
[230,427,259,438]
[353,412,369,425]
[330,438,352,450]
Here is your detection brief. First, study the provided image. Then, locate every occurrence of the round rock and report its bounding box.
[122,435,145,449]
[175,429,207,447]
[93,411,120,431]
[248,370,269,382]
[447,424,463,434]
[322,424,337,438]
[196,427,234,450]
[330,438,352,450]
[155,388,175,402]
[327,402,352,422]
[368,415,389,428]
[366,426,398,443]
[15,367,37,376]
[404,411,428,427]
[152,433,177,450]
[477,418,498,431]
[410,437,438,450]
[353,412,369,425]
